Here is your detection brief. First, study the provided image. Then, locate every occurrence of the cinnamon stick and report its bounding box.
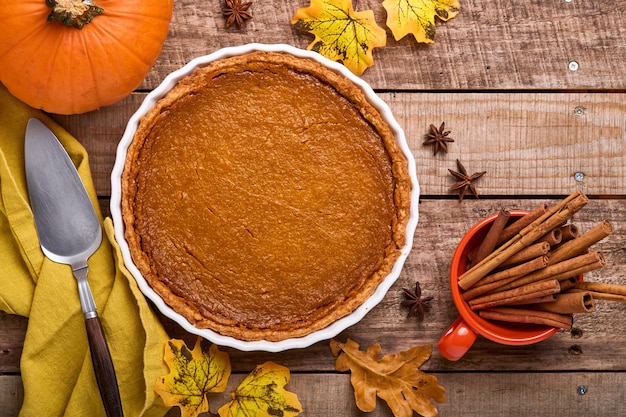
[468,208,510,268]
[462,275,520,301]
[491,251,606,293]
[567,291,626,302]
[559,277,578,292]
[458,192,588,290]
[475,255,549,287]
[469,279,561,311]
[462,256,549,301]
[528,291,594,314]
[537,228,562,246]
[498,241,551,269]
[548,220,613,265]
[496,203,549,245]
[508,294,557,305]
[571,281,626,296]
[478,307,572,329]
[559,223,579,242]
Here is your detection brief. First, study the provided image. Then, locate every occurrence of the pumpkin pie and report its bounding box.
[121,51,412,341]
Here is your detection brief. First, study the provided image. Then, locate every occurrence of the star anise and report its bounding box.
[223,0,252,28]
[401,281,433,321]
[423,122,454,155]
[448,159,486,202]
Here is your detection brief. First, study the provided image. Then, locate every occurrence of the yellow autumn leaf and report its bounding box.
[154,338,231,417]
[382,0,460,43]
[330,338,446,417]
[218,361,303,417]
[291,0,386,75]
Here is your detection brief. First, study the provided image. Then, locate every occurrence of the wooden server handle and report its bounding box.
[85,316,124,417]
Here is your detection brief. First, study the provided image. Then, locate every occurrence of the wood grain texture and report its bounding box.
[138,0,626,90]
[0,376,23,417]
[162,371,626,417]
[0,312,26,374]
[211,199,626,373]
[84,317,124,417]
[52,92,626,198]
[5,200,623,375]
[5,0,626,415]
[389,92,626,196]
[3,372,624,417]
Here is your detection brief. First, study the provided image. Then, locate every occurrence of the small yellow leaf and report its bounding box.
[291,0,387,75]
[154,338,231,417]
[331,338,446,417]
[218,361,303,417]
[382,0,460,43]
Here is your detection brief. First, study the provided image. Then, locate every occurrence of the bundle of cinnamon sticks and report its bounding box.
[458,191,623,329]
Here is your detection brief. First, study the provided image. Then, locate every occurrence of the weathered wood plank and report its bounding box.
[3,372,625,417]
[51,97,143,197]
[4,0,625,414]
[140,0,626,90]
[217,199,626,373]
[4,199,624,374]
[52,92,626,198]
[0,376,23,417]
[391,92,626,196]
[170,371,626,417]
[0,312,26,374]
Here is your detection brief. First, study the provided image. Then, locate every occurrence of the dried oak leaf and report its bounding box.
[291,0,386,75]
[218,361,303,417]
[330,338,446,417]
[154,338,231,417]
[382,0,460,43]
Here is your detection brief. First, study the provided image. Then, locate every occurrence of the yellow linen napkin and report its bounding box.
[0,83,171,417]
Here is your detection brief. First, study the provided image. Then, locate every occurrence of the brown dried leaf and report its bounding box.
[330,338,446,417]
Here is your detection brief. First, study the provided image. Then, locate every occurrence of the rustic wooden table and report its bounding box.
[2,0,625,415]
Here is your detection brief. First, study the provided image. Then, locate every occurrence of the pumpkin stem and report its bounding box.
[46,0,104,29]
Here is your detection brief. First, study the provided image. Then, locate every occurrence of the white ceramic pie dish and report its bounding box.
[110,43,420,352]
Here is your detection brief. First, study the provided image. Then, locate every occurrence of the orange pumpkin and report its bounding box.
[0,0,173,115]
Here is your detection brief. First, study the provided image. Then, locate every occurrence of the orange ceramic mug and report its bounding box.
[437,210,563,361]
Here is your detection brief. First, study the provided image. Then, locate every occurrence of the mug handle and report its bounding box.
[437,316,477,361]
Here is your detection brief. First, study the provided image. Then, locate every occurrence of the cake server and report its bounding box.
[24,118,124,417]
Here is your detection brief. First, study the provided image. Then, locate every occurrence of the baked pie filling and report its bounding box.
[121,51,411,341]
